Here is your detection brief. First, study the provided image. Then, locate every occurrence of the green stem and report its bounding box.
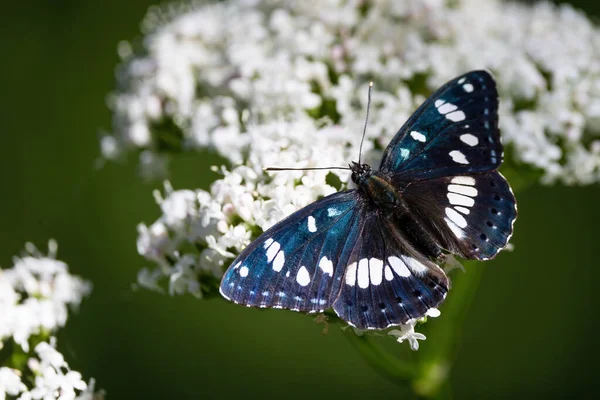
[343,328,417,385]
[413,262,484,397]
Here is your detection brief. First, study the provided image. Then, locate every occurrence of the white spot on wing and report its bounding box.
[296,266,310,286]
[460,133,479,146]
[273,251,285,272]
[448,184,478,197]
[455,206,471,215]
[426,308,441,317]
[447,192,475,207]
[384,266,394,281]
[410,131,426,142]
[345,262,357,286]
[327,207,341,217]
[369,258,383,286]
[451,176,475,186]
[239,266,249,277]
[264,238,273,248]
[307,216,317,232]
[445,207,468,228]
[438,103,458,114]
[449,150,469,164]
[463,83,474,92]
[388,256,410,277]
[266,241,280,262]
[357,258,369,289]
[401,256,428,275]
[445,217,465,238]
[400,148,410,160]
[319,256,333,276]
[435,99,445,108]
[232,261,241,270]
[446,111,466,122]
[458,77,466,84]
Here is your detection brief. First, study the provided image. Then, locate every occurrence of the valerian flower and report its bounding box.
[0,241,92,352]
[0,242,98,400]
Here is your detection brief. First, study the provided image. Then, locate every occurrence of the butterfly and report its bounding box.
[219,70,517,330]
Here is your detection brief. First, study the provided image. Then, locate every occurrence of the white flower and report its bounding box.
[0,367,26,398]
[26,340,89,400]
[388,308,440,350]
[136,267,166,293]
[169,254,201,297]
[0,241,92,352]
[389,322,428,351]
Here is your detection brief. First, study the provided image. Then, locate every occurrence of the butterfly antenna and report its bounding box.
[358,81,373,166]
[263,83,373,173]
[263,166,350,171]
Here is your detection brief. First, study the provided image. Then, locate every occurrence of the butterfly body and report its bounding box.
[220,71,517,330]
[351,161,444,261]
[352,162,400,208]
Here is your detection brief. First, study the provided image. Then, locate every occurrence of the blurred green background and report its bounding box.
[1,1,599,399]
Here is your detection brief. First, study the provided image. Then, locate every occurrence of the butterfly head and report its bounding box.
[350,161,373,185]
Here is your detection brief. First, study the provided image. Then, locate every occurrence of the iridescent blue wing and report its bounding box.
[401,171,517,260]
[379,70,501,178]
[219,190,450,329]
[220,191,362,313]
[332,212,449,330]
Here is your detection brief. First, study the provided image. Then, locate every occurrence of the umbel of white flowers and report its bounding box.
[104,0,600,348]
[0,241,96,400]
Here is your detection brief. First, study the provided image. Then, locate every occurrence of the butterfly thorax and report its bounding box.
[350,161,400,208]
[351,162,443,259]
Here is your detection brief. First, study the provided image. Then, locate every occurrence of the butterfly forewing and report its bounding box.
[220,191,362,313]
[380,70,501,179]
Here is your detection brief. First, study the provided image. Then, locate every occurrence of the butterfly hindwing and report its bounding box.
[332,212,449,329]
[219,191,362,313]
[380,70,501,179]
[402,171,517,260]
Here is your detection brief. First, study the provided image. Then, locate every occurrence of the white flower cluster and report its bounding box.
[0,241,95,400]
[0,340,96,400]
[0,241,92,351]
[136,118,353,297]
[107,0,600,347]
[106,0,600,184]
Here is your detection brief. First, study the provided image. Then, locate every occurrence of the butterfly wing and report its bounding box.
[220,188,450,329]
[332,211,449,329]
[378,70,516,260]
[379,70,501,179]
[220,190,363,313]
[401,171,517,260]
